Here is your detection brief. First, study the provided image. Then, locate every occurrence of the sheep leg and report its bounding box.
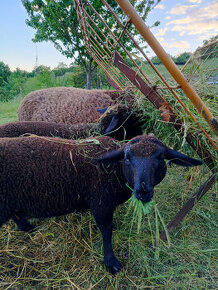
[0,214,11,229]
[12,214,35,232]
[92,210,122,274]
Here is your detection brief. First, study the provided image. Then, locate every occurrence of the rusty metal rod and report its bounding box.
[160,173,216,241]
[114,52,218,150]
[88,34,131,85]
[114,51,216,169]
[88,42,128,86]
[76,0,130,88]
[86,22,112,58]
[101,0,218,148]
[89,43,129,88]
[83,8,115,50]
[85,0,154,87]
[115,0,218,135]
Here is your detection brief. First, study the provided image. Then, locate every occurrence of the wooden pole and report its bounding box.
[115,0,218,135]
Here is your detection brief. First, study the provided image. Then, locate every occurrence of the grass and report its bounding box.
[0,96,217,288]
[0,97,20,125]
[132,57,218,170]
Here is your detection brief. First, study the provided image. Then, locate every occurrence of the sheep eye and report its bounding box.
[125,154,131,163]
[159,153,165,160]
[130,138,141,144]
[125,158,131,164]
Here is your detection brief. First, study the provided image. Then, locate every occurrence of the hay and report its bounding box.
[0,167,216,288]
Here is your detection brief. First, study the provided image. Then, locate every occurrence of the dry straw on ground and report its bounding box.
[0,165,216,289]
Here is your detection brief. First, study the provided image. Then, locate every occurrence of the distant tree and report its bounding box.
[174,52,191,65]
[0,61,11,86]
[151,54,176,65]
[151,55,161,65]
[56,62,68,69]
[22,0,160,89]
[201,35,218,59]
[53,62,72,77]
[32,65,51,75]
[0,63,33,101]
[12,68,34,78]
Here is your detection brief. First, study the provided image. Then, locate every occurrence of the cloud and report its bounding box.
[164,41,190,50]
[151,1,217,55]
[168,1,218,19]
[157,37,164,43]
[169,4,197,15]
[187,0,202,3]
[155,4,165,9]
[154,27,168,37]
[198,32,216,41]
[157,39,190,52]
[172,21,218,36]
[198,1,218,18]
[167,16,193,25]
[167,1,218,37]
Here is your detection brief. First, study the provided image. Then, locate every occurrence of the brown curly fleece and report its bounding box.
[18,87,126,125]
[125,135,162,157]
[1,104,140,140]
[0,121,98,139]
[0,134,162,225]
[0,135,127,225]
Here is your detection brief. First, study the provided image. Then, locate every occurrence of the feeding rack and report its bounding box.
[75,0,217,240]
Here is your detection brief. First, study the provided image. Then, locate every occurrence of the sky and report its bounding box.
[149,0,218,56]
[0,0,217,72]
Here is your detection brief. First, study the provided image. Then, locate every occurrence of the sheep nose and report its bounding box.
[134,188,154,203]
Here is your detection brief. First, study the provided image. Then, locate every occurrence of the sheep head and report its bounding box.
[94,135,203,203]
[98,104,142,140]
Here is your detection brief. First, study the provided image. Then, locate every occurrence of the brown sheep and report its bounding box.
[18,87,122,124]
[0,121,83,139]
[0,134,202,274]
[1,105,143,140]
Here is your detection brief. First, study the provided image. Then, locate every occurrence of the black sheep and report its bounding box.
[0,105,142,141]
[0,135,202,274]
[0,120,97,139]
[98,104,142,140]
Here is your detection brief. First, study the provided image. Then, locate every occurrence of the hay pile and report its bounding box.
[0,166,216,288]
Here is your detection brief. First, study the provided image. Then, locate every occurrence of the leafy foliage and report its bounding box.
[174,52,191,65]
[0,64,33,102]
[151,52,192,65]
[0,60,112,101]
[22,0,160,88]
[201,34,218,59]
[0,62,11,86]
[151,55,161,65]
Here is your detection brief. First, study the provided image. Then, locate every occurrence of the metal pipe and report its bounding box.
[160,173,216,241]
[115,0,218,135]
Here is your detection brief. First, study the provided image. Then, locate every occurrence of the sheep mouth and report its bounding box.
[134,191,153,203]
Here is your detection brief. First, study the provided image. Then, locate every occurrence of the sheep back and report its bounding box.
[0,136,127,219]
[18,87,118,124]
[0,121,99,139]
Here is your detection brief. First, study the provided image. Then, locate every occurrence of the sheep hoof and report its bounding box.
[105,257,122,275]
[17,223,35,232]
[112,222,116,230]
[12,215,35,232]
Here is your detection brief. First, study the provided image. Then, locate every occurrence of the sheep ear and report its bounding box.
[104,115,120,134]
[165,148,203,167]
[97,107,108,114]
[92,148,124,164]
